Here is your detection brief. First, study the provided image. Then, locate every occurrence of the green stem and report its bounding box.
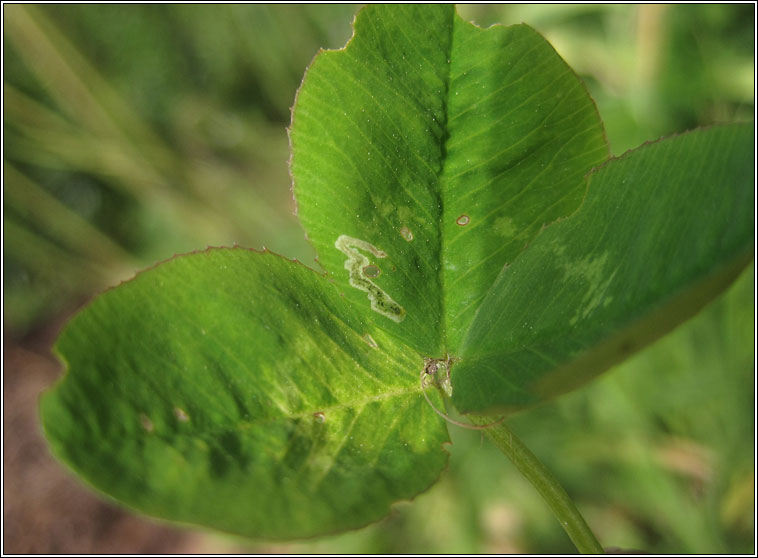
[472,417,604,554]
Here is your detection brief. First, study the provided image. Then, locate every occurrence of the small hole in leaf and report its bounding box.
[362,264,381,278]
[400,226,413,241]
[456,214,470,226]
[313,412,326,423]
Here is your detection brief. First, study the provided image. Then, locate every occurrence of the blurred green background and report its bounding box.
[3,4,754,553]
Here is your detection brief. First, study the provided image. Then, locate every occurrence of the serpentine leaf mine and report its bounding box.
[335,234,406,322]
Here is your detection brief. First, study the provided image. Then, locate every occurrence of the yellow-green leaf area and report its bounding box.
[41,249,449,539]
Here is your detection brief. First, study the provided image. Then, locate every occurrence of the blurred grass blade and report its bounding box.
[4,162,139,269]
[2,217,113,286]
[4,7,296,250]
[3,4,173,169]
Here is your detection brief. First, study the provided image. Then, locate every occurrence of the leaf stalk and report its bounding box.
[473,418,604,554]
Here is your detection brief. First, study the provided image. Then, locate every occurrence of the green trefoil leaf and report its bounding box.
[40,4,754,540]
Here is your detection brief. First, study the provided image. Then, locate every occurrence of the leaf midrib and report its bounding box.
[436,6,456,357]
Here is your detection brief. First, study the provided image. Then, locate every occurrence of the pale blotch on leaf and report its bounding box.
[493,216,516,238]
[399,226,414,242]
[139,413,154,432]
[560,251,618,326]
[313,412,326,424]
[456,214,470,226]
[335,235,406,322]
[174,407,190,422]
